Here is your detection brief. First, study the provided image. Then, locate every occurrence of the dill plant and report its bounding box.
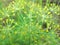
[0,0,60,45]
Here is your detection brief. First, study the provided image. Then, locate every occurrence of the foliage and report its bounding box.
[0,0,60,45]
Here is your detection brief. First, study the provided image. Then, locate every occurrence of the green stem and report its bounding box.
[40,0,42,6]
[46,0,50,6]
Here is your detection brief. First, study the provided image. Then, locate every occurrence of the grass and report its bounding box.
[0,0,60,45]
